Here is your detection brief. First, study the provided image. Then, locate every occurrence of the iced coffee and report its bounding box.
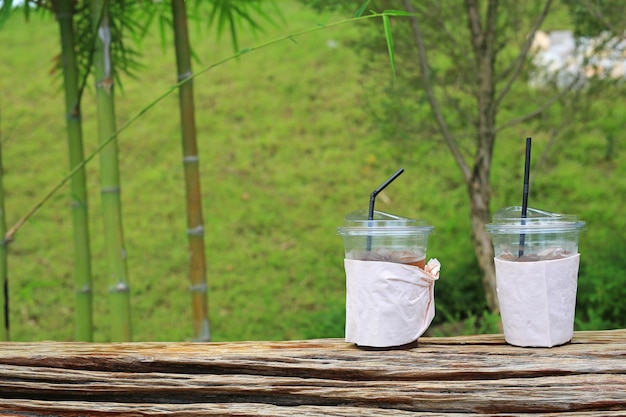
[338,210,437,349]
[487,206,586,347]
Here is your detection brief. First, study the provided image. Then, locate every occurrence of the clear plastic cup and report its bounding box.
[486,206,586,347]
[337,210,435,349]
[486,206,586,261]
[337,210,434,269]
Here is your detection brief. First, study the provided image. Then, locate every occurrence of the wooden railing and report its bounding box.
[0,329,625,416]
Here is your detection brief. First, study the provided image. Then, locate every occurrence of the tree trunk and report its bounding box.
[57,0,94,341]
[468,173,498,312]
[465,0,499,312]
[91,0,132,341]
[403,0,501,311]
[171,0,211,342]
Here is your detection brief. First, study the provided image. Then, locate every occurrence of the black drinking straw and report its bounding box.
[367,168,404,251]
[519,137,532,257]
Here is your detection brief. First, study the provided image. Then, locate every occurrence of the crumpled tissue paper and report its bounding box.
[495,254,580,347]
[344,258,440,347]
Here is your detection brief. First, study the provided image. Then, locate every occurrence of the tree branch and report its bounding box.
[495,71,584,133]
[465,0,483,53]
[495,0,553,106]
[532,118,572,181]
[495,90,563,133]
[464,0,498,162]
[582,0,620,34]
[426,3,475,83]
[402,0,471,181]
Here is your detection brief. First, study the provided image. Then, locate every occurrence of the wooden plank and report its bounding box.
[2,333,626,381]
[3,399,626,417]
[0,365,625,413]
[0,330,624,415]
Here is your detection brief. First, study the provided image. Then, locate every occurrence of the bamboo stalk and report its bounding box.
[56,0,94,342]
[0,103,8,341]
[171,0,210,342]
[91,0,131,342]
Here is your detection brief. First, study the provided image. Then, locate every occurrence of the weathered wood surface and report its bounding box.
[0,330,625,416]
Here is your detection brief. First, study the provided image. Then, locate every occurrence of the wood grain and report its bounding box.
[0,330,624,416]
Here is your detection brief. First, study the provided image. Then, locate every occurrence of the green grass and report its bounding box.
[0,1,625,342]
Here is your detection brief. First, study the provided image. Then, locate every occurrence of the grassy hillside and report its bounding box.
[0,2,624,342]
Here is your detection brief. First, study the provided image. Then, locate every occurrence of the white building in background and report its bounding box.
[530,29,626,89]
[1,0,25,6]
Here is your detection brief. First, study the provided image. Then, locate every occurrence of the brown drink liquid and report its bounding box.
[401,257,426,269]
[499,248,572,262]
[359,257,425,269]
[354,249,426,270]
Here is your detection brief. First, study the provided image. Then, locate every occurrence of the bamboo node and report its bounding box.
[183,155,199,164]
[189,283,208,293]
[66,111,81,121]
[77,285,92,294]
[111,282,130,293]
[96,77,114,95]
[187,226,204,236]
[177,71,193,82]
[70,200,87,208]
[100,186,121,194]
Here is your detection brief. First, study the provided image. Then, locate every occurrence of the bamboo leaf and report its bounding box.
[217,4,229,41]
[354,0,371,18]
[382,14,396,79]
[0,1,12,30]
[382,9,415,17]
[228,9,239,52]
[158,14,168,52]
[203,0,283,53]
[207,1,220,28]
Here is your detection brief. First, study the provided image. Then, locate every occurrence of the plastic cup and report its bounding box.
[486,206,586,347]
[337,210,435,349]
[337,209,434,269]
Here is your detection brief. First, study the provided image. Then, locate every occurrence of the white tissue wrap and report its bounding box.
[495,254,580,348]
[344,259,440,347]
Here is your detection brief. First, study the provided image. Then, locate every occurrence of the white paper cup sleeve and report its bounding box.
[495,254,580,347]
[344,259,439,347]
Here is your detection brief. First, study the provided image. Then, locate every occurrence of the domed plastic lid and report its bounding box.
[486,206,586,234]
[337,210,434,236]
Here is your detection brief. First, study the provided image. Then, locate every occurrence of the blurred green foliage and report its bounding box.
[562,0,626,36]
